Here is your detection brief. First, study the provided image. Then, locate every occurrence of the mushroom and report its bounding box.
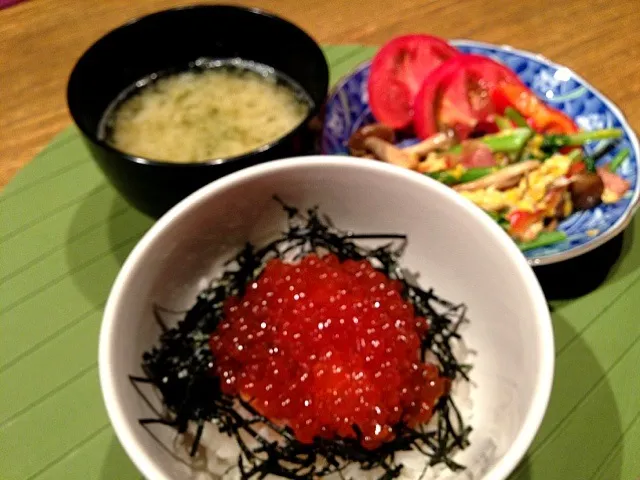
[363,137,419,169]
[569,172,604,210]
[402,130,456,157]
[552,194,568,220]
[347,124,418,170]
[491,175,523,191]
[453,160,542,192]
[549,177,573,190]
[348,124,396,157]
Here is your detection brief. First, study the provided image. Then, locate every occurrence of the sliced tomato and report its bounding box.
[368,35,459,129]
[492,83,579,134]
[471,120,501,136]
[413,54,523,140]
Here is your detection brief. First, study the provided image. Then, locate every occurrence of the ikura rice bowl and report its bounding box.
[131,202,496,479]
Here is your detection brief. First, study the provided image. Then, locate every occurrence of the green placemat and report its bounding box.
[1,45,639,480]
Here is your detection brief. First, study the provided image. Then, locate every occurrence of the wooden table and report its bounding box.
[1,0,639,189]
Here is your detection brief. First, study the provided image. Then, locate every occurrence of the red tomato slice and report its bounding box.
[413,54,523,140]
[368,35,459,129]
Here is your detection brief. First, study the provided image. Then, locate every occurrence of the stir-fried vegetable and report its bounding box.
[495,116,512,131]
[504,107,529,128]
[609,148,630,172]
[492,83,579,134]
[352,33,633,251]
[567,149,582,162]
[427,166,496,186]
[448,128,533,154]
[517,231,568,251]
[540,129,623,156]
[349,124,629,249]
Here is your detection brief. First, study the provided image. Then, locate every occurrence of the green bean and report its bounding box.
[457,167,497,183]
[562,128,623,146]
[495,116,513,131]
[449,128,534,154]
[582,140,619,173]
[426,167,495,186]
[584,155,596,173]
[608,148,630,172]
[504,107,529,127]
[567,149,582,161]
[517,231,568,251]
[541,128,623,155]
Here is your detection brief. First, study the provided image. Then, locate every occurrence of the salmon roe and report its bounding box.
[209,253,447,449]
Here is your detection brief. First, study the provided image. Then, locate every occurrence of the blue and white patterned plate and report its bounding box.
[321,40,640,266]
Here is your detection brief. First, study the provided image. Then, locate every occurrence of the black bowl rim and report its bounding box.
[66,3,329,169]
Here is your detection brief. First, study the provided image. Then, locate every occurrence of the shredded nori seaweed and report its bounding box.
[132,196,472,479]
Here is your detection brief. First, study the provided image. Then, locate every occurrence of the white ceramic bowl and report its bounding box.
[99,156,554,480]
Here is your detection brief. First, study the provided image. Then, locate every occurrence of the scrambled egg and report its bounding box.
[602,189,620,204]
[418,153,448,173]
[449,163,467,180]
[526,134,545,159]
[459,155,573,213]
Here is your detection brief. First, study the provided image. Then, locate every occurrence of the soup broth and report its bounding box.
[100,59,312,163]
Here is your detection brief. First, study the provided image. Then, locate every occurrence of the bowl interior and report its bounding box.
[67,5,328,160]
[100,157,553,480]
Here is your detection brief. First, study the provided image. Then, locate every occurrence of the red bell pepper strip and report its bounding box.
[506,210,544,240]
[567,161,587,177]
[492,83,579,134]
